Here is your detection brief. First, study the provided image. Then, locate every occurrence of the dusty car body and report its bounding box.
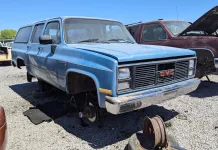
[126,6,218,78]
[0,39,13,64]
[0,107,6,150]
[12,17,200,122]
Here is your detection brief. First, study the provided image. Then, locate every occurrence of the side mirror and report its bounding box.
[39,35,53,44]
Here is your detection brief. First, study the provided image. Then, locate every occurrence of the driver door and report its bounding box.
[37,19,61,87]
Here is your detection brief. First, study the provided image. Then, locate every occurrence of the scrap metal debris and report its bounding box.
[143,116,167,149]
[128,116,187,150]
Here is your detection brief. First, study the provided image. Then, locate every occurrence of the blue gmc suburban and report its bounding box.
[12,17,200,123]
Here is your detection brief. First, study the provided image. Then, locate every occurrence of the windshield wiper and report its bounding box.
[77,39,109,44]
[78,39,99,43]
[107,39,134,43]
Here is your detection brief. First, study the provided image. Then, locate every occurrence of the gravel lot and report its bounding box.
[0,65,218,150]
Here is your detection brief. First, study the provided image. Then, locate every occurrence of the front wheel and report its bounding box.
[79,101,100,124]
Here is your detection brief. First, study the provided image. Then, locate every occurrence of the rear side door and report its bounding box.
[12,26,32,67]
[140,23,168,45]
[27,23,45,77]
[37,19,61,86]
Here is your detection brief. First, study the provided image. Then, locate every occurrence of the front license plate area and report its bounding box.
[164,89,177,99]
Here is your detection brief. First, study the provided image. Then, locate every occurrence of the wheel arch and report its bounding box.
[16,57,25,68]
[65,69,102,106]
[189,48,215,57]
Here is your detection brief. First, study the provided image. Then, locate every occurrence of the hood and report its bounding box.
[68,43,195,62]
[179,6,218,36]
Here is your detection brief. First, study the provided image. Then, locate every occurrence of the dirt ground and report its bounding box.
[0,65,218,150]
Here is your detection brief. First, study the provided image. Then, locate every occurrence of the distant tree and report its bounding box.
[0,29,17,40]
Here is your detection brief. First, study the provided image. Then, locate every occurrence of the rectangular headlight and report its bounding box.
[118,81,130,91]
[188,59,195,77]
[118,68,130,79]
[189,59,194,68]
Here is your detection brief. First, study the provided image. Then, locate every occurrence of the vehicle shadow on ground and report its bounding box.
[10,82,179,149]
[0,62,11,67]
[189,80,218,98]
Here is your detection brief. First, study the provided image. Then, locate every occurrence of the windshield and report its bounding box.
[163,21,191,36]
[64,18,136,44]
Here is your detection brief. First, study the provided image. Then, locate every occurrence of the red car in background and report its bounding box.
[126,6,218,79]
[0,107,6,150]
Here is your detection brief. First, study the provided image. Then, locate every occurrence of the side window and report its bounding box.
[14,26,32,43]
[127,25,139,41]
[44,22,60,44]
[31,24,44,43]
[142,24,166,42]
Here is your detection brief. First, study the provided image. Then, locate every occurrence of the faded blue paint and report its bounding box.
[68,43,195,62]
[12,16,196,108]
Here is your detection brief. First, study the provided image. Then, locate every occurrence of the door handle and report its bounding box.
[27,46,31,50]
[38,47,43,54]
[38,47,43,50]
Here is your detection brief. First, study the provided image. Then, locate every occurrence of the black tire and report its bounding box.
[128,131,180,150]
[37,79,53,92]
[32,79,53,98]
[27,72,32,82]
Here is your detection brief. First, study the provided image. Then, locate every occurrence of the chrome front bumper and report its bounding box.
[105,78,200,115]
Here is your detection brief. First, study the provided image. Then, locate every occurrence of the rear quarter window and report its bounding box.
[14,26,32,43]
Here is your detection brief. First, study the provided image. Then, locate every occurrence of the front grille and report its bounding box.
[133,60,189,89]
[134,65,156,88]
[175,61,189,80]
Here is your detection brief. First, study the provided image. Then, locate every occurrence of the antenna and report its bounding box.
[176,6,179,20]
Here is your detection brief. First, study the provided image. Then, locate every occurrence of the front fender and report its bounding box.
[65,68,106,108]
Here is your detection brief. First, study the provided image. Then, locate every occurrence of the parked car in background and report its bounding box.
[12,17,200,123]
[0,106,6,150]
[126,6,218,79]
[0,39,13,65]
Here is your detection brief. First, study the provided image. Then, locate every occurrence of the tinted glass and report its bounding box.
[142,24,166,41]
[31,24,44,43]
[64,18,135,44]
[127,25,139,41]
[44,22,60,44]
[14,26,32,43]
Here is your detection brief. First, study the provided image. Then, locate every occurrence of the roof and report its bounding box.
[126,20,188,27]
[20,16,120,28]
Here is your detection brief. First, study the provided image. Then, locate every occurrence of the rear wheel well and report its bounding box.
[17,58,25,68]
